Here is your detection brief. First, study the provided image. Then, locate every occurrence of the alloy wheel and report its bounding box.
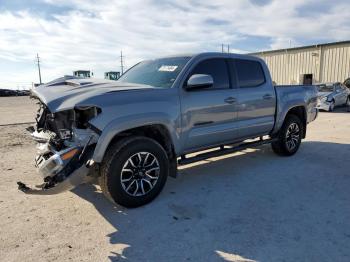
[285,123,300,151]
[120,152,160,196]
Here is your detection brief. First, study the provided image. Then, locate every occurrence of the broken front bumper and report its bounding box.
[18,128,97,195]
[18,165,91,195]
[316,101,331,111]
[35,146,79,179]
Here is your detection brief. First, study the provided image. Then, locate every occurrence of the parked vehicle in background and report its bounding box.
[344,78,350,89]
[19,52,318,207]
[316,82,350,111]
[73,70,91,78]
[345,79,350,111]
[0,89,30,96]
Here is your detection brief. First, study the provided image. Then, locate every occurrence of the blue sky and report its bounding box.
[0,0,349,89]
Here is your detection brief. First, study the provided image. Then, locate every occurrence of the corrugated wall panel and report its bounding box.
[343,47,349,80]
[322,48,329,82]
[254,42,350,84]
[330,48,334,80]
[335,47,340,81]
[282,53,286,83]
[291,51,296,84]
[339,47,345,81]
[342,46,350,80]
[340,47,346,80]
[345,47,350,80]
[324,47,330,82]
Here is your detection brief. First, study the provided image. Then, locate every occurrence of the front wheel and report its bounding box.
[99,137,169,207]
[271,115,304,156]
[329,100,335,112]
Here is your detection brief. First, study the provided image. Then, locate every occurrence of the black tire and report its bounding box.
[99,136,169,207]
[271,114,304,156]
[346,96,350,112]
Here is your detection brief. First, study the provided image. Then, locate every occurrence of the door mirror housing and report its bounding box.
[185,74,213,90]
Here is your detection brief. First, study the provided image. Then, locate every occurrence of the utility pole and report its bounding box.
[36,53,42,84]
[221,44,230,53]
[120,50,124,75]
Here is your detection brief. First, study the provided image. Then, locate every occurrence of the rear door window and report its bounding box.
[235,59,265,88]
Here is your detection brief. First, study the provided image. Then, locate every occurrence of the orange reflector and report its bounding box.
[61,148,79,161]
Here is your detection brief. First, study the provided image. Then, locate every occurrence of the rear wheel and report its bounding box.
[99,136,169,207]
[271,115,303,156]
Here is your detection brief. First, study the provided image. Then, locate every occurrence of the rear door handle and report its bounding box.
[224,97,237,104]
[263,94,273,100]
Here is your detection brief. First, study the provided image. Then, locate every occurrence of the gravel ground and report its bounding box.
[0,97,349,262]
[0,96,37,125]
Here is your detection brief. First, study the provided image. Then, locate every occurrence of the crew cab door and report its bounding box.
[180,58,239,152]
[231,58,276,139]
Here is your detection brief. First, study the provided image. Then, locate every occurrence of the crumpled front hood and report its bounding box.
[31,77,154,112]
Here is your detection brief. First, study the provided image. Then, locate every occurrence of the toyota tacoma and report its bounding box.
[18,53,318,207]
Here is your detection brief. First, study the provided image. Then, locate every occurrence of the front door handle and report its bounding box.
[263,94,273,100]
[224,97,237,104]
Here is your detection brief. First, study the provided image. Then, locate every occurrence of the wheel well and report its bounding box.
[107,124,177,177]
[286,106,307,138]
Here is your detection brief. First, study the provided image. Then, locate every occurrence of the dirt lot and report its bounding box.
[0,96,349,262]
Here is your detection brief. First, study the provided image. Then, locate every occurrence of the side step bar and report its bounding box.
[178,138,277,166]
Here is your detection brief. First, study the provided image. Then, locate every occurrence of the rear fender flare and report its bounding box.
[272,102,307,137]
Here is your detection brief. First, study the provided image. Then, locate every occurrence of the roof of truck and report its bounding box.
[154,52,259,60]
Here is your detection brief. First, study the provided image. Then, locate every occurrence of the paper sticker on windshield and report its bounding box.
[158,65,178,72]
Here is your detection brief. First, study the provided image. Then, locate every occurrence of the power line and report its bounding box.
[36,53,42,84]
[221,44,230,53]
[120,50,124,75]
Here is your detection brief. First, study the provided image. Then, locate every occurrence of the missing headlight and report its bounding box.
[74,106,101,129]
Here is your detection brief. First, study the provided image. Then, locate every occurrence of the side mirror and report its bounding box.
[185,74,213,90]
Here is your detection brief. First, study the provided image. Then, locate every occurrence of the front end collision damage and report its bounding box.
[316,96,332,111]
[18,99,101,195]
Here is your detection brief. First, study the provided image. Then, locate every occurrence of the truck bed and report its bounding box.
[274,85,318,132]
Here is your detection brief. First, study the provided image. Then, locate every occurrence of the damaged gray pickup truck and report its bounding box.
[18,53,318,207]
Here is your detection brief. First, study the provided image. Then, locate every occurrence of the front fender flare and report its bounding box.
[91,113,180,163]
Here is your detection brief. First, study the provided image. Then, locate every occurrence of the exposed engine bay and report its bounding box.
[17,98,101,194]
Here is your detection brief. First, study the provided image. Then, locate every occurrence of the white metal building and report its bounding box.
[251,41,350,85]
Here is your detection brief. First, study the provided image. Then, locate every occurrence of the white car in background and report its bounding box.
[316,82,350,111]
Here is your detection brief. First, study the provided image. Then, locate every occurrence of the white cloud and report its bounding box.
[0,0,349,88]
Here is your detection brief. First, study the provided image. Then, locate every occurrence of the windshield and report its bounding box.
[317,85,334,92]
[118,57,191,88]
